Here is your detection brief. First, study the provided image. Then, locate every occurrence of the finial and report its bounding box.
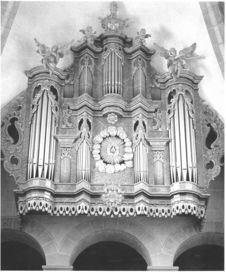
[99,1,129,34]
[110,1,118,16]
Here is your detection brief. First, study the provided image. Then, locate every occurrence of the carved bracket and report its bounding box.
[1,93,26,183]
[202,102,224,185]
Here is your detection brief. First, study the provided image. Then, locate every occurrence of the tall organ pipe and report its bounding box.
[168,90,197,184]
[27,86,58,181]
[103,45,123,95]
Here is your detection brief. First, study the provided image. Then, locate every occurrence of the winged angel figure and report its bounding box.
[34,38,74,74]
[134,28,151,46]
[79,26,97,44]
[154,43,204,81]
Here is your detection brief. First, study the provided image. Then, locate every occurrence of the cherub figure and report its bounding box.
[34,38,74,74]
[154,42,204,81]
[135,28,151,46]
[79,26,97,44]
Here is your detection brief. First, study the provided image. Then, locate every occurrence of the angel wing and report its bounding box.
[34,38,51,57]
[179,43,204,60]
[58,40,75,51]
[153,43,170,59]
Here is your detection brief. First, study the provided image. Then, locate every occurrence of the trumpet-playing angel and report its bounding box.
[154,43,204,81]
[34,38,74,74]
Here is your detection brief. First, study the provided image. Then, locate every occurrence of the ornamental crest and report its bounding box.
[93,126,133,173]
[102,181,123,208]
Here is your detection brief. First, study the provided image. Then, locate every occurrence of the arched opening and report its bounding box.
[1,229,46,270]
[174,244,224,271]
[73,241,147,270]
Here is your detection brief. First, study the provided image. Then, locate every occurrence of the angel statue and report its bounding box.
[154,43,204,81]
[34,38,74,75]
[134,28,151,46]
[79,26,97,45]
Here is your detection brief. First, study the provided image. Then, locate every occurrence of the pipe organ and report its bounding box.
[27,82,58,181]
[133,116,149,183]
[7,2,215,220]
[102,43,123,95]
[167,86,197,184]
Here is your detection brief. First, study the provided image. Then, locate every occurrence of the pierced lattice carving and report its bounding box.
[1,93,26,183]
[62,104,73,128]
[202,102,224,185]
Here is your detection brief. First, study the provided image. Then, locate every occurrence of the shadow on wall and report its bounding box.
[150,25,175,73]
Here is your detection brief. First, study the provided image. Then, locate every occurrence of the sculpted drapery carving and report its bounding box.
[78,54,94,95]
[132,57,146,97]
[75,113,92,182]
[133,115,149,183]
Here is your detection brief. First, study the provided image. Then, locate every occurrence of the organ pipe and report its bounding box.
[27,85,58,181]
[168,89,197,184]
[103,44,123,95]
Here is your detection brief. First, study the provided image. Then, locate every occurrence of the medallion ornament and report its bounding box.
[107,113,118,124]
[93,126,133,173]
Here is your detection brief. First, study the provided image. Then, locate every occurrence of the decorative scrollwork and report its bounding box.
[102,181,123,208]
[1,94,26,182]
[153,109,162,130]
[62,104,73,128]
[153,151,164,162]
[202,101,224,185]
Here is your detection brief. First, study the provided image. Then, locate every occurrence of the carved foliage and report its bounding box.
[62,104,73,128]
[1,94,26,182]
[202,102,224,185]
[102,181,123,208]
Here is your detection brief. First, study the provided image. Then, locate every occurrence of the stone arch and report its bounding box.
[22,218,58,258]
[173,231,224,264]
[162,221,201,264]
[71,230,150,267]
[1,228,46,269]
[59,218,157,267]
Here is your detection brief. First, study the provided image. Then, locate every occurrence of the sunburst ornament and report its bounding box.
[93,126,133,173]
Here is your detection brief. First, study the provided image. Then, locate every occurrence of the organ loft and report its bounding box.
[1,1,224,230]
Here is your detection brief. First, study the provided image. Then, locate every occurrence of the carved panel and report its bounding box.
[202,102,224,185]
[1,93,26,183]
